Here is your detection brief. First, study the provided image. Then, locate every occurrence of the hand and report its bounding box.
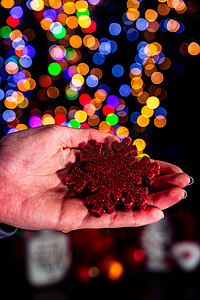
[0,125,191,231]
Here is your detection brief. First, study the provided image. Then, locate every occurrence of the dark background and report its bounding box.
[1,0,200,299]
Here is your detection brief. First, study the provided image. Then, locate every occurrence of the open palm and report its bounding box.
[0,125,190,231]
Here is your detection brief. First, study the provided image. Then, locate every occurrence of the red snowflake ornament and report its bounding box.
[66,137,160,217]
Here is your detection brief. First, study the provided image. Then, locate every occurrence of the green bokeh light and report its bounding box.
[53,26,66,39]
[48,62,61,76]
[65,88,78,100]
[0,26,12,38]
[106,113,119,126]
[69,119,80,128]
[76,9,90,18]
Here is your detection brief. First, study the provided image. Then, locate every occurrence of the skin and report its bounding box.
[0,125,191,231]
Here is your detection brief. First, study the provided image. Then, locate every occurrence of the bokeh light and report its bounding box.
[107,261,124,281]
[112,64,124,77]
[0,0,198,159]
[48,62,61,76]
[188,42,200,55]
[133,138,146,152]
[109,23,121,36]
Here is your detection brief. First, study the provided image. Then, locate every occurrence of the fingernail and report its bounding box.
[182,189,187,199]
[159,211,164,219]
[187,176,194,186]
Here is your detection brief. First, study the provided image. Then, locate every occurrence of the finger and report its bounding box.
[136,158,183,175]
[55,125,120,148]
[150,172,191,193]
[156,160,183,175]
[148,187,186,210]
[77,207,164,229]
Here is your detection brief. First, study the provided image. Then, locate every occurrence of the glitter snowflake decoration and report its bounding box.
[66,137,160,217]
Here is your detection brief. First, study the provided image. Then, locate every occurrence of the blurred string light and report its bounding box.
[0,0,199,155]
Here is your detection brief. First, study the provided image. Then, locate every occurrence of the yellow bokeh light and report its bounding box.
[74,110,87,123]
[138,153,150,158]
[137,115,150,127]
[18,97,29,108]
[146,96,160,109]
[145,43,159,57]
[133,138,146,152]
[78,15,91,28]
[116,126,129,138]
[188,42,200,56]
[141,105,154,118]
[126,8,140,21]
[71,74,84,87]
[131,77,143,90]
[42,114,55,125]
[108,261,124,281]
[63,2,76,14]
[30,0,44,11]
[75,0,88,10]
